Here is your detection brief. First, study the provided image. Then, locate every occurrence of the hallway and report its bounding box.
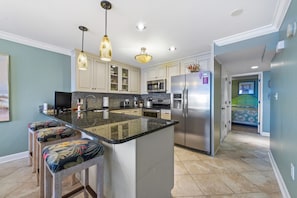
[171,130,281,197]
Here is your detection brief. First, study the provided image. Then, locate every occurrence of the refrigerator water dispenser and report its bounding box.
[172,93,182,109]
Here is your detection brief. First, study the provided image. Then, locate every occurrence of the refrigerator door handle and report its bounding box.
[182,89,185,117]
[185,88,189,117]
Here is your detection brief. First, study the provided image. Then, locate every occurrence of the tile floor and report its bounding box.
[0,130,281,198]
[171,130,282,198]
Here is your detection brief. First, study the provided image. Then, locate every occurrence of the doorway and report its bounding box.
[230,73,261,134]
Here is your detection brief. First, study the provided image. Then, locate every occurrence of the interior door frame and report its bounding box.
[231,72,262,134]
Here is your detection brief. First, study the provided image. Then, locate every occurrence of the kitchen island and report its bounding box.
[42,109,177,198]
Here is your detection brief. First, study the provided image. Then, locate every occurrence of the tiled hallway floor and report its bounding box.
[0,130,281,198]
[171,130,281,198]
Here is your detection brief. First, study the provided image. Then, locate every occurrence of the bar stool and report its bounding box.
[36,126,81,197]
[43,139,104,198]
[28,120,64,172]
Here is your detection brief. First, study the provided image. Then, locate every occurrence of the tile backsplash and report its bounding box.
[72,92,170,110]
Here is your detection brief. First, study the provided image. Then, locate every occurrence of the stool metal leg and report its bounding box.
[97,158,104,198]
[33,132,38,175]
[28,130,32,166]
[44,163,52,198]
[53,172,62,198]
[83,168,89,198]
[38,142,43,197]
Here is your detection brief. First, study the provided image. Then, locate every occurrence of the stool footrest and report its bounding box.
[86,185,97,197]
[62,186,84,198]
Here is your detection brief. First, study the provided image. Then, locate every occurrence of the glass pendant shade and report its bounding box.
[77,51,88,70]
[135,47,152,64]
[77,25,88,70]
[99,35,112,62]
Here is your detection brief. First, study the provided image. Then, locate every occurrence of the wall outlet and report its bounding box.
[291,163,295,181]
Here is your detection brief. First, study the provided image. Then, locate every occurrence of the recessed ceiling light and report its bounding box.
[169,46,176,51]
[136,23,146,31]
[251,66,259,69]
[231,8,243,16]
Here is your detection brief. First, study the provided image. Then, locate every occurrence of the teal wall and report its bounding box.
[232,79,258,107]
[262,71,271,132]
[0,39,71,157]
[270,0,297,196]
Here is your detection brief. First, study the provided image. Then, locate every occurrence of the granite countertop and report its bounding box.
[42,110,177,144]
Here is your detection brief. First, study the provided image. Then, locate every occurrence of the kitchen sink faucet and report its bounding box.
[85,95,96,111]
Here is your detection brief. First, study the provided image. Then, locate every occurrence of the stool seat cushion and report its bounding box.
[43,139,104,173]
[37,126,78,142]
[28,120,63,131]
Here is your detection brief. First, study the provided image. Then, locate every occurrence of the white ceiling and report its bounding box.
[0,0,291,72]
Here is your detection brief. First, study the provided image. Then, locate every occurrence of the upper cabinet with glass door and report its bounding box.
[110,65,119,92]
[109,63,131,93]
[121,67,129,92]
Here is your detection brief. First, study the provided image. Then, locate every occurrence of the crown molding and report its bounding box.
[0,31,71,56]
[214,0,291,47]
[214,25,278,47]
[272,0,292,29]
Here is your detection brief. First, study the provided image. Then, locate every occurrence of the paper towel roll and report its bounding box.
[103,97,109,108]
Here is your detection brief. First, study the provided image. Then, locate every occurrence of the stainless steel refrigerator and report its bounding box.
[171,71,211,154]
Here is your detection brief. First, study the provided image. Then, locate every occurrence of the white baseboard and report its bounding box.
[0,151,28,164]
[268,151,291,198]
[260,131,270,137]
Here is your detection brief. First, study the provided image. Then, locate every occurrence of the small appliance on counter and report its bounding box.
[120,99,130,107]
[133,96,138,107]
[144,98,153,108]
[138,99,144,108]
[103,97,109,108]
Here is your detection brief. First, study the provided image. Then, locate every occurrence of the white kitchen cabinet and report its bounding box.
[161,109,171,120]
[180,53,211,75]
[146,64,167,80]
[129,67,140,94]
[109,63,140,94]
[111,108,142,116]
[166,61,180,93]
[109,64,128,93]
[180,57,197,75]
[71,50,108,93]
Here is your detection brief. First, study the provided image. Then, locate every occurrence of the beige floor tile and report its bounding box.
[241,171,281,193]
[171,175,203,197]
[174,161,189,175]
[241,158,273,171]
[217,173,260,194]
[192,174,233,195]
[208,192,279,198]
[0,181,39,198]
[182,160,215,175]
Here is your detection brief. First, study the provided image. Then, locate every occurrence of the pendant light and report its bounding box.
[77,26,88,70]
[99,1,112,62]
[135,47,152,64]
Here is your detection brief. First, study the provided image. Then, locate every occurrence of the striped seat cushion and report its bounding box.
[37,126,78,142]
[28,120,63,131]
[43,139,104,173]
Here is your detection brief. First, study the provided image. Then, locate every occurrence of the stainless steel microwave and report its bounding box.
[147,79,166,93]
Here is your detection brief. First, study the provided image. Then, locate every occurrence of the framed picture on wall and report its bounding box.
[0,54,10,122]
[238,81,254,95]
